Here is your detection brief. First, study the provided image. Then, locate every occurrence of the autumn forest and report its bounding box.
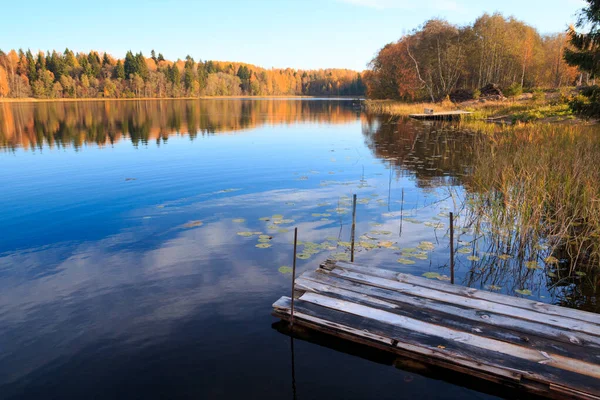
[0,12,589,101]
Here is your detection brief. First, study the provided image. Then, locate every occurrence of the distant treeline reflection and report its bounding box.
[0,99,360,150]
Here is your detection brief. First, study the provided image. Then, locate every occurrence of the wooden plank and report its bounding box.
[295,273,600,364]
[323,266,600,337]
[273,296,600,398]
[299,292,600,380]
[328,260,600,326]
[299,271,600,349]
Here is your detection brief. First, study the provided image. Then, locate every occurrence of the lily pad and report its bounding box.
[232,218,246,223]
[515,289,532,296]
[525,261,540,270]
[397,258,416,265]
[183,220,203,228]
[487,285,502,291]
[279,266,293,274]
[544,256,559,264]
[237,231,255,237]
[457,248,472,254]
[378,241,395,249]
[467,256,480,261]
[256,243,272,249]
[259,235,272,240]
[422,272,441,279]
[296,253,311,259]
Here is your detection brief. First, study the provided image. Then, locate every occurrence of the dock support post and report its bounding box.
[290,227,298,327]
[449,212,455,285]
[351,194,357,262]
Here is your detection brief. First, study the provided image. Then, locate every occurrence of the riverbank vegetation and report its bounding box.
[0,50,365,99]
[465,122,600,278]
[364,13,580,102]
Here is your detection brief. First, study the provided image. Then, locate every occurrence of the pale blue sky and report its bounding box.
[1,0,586,71]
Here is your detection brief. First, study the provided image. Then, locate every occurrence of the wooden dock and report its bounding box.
[272,260,600,399]
[409,110,472,120]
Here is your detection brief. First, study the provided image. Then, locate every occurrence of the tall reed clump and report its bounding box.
[464,123,600,274]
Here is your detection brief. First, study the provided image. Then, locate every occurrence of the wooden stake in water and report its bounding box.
[351,194,357,262]
[449,212,455,285]
[290,227,298,327]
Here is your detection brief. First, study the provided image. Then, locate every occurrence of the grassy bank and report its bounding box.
[364,97,587,124]
[464,123,600,275]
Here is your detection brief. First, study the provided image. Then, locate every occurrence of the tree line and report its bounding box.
[0,49,365,99]
[364,13,581,101]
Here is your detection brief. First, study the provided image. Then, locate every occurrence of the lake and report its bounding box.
[0,99,596,399]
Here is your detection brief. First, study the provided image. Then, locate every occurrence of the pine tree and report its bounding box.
[565,0,600,76]
[114,60,125,80]
[26,50,37,82]
[124,51,136,79]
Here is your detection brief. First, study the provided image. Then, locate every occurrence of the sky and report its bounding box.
[1,0,587,71]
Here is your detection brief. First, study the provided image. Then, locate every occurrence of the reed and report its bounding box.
[464,123,600,274]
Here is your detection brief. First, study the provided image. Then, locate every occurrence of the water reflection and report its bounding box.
[0,99,360,150]
[0,100,596,399]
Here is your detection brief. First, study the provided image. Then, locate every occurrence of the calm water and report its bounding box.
[0,99,590,399]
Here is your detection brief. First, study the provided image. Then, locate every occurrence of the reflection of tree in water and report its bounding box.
[361,115,479,188]
[0,100,358,150]
[363,115,599,312]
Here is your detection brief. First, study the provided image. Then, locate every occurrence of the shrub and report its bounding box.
[569,85,600,118]
[504,82,523,99]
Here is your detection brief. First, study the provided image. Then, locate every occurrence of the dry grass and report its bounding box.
[364,98,579,123]
[463,123,600,274]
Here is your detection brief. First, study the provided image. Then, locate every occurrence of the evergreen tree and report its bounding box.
[151,49,157,63]
[114,60,125,80]
[565,0,600,77]
[26,50,37,82]
[124,51,136,78]
[102,53,111,66]
[157,53,165,62]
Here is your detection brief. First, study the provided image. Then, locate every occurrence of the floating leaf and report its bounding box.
[338,241,351,247]
[259,235,272,240]
[277,228,289,233]
[525,261,540,270]
[457,248,472,254]
[278,266,293,274]
[272,214,284,220]
[259,217,271,221]
[296,253,311,259]
[498,254,512,260]
[418,241,435,251]
[331,252,350,261]
[397,258,416,265]
[467,256,480,261]
[487,285,502,291]
[422,272,441,279]
[256,243,272,249]
[232,218,246,223]
[237,231,255,237]
[183,220,203,228]
[378,241,395,248]
[544,256,559,265]
[515,289,532,296]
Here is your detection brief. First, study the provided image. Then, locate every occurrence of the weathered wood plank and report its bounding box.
[274,296,600,398]
[298,271,600,349]
[323,267,600,337]
[295,274,600,364]
[328,260,600,326]
[299,292,600,379]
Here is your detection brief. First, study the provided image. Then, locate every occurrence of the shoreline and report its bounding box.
[0,95,363,103]
[363,98,596,124]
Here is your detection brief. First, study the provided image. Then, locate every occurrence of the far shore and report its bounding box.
[0,95,363,103]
